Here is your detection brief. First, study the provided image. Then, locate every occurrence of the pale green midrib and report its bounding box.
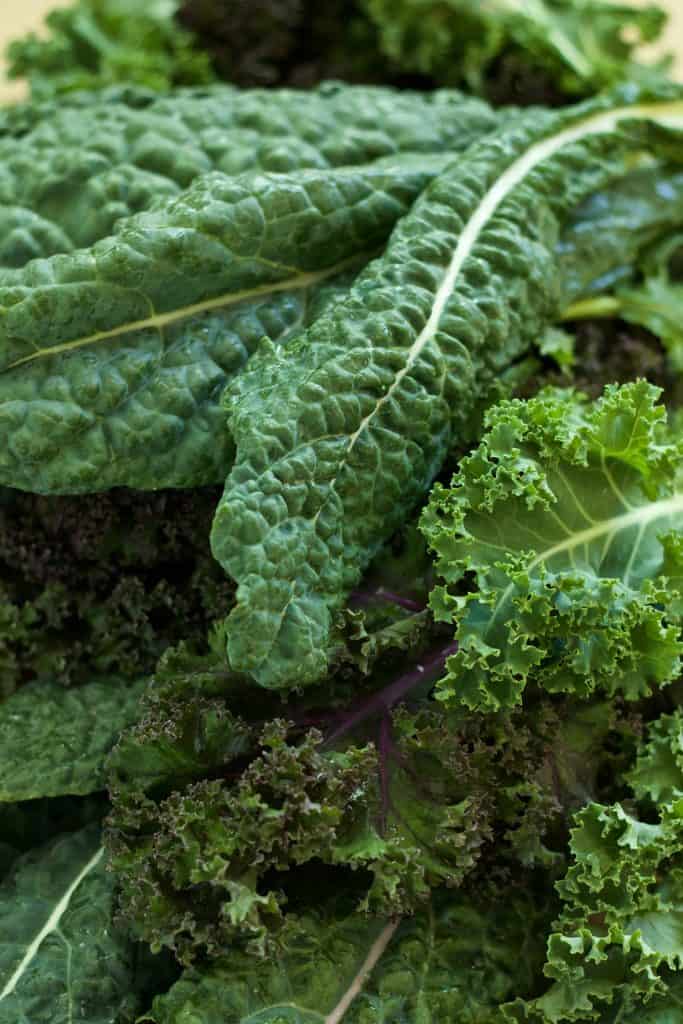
[482,491,683,637]
[239,919,399,1024]
[495,0,593,79]
[3,254,365,373]
[0,844,104,1001]
[325,920,400,1024]
[524,491,683,573]
[323,100,683,503]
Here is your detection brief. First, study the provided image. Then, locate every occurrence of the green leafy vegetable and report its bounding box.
[0,826,137,1024]
[142,888,548,1023]
[211,87,683,691]
[422,381,683,710]
[0,678,146,801]
[0,485,233,696]
[0,158,450,493]
[628,709,683,804]
[505,718,683,1023]
[361,0,669,95]
[5,0,214,99]
[0,83,498,258]
[615,235,683,374]
[4,17,683,1020]
[105,608,634,964]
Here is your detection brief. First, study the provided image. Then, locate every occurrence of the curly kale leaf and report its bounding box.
[5,0,214,99]
[142,887,548,1024]
[211,87,683,691]
[106,706,497,961]
[422,381,683,711]
[628,710,683,806]
[504,796,683,1023]
[362,0,669,96]
[104,613,635,965]
[0,485,233,695]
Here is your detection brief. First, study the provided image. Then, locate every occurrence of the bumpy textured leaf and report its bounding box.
[504,798,683,1023]
[361,0,668,94]
[421,382,683,711]
[7,155,683,499]
[0,157,451,494]
[142,889,548,1024]
[0,677,146,801]
[0,826,136,1023]
[0,83,499,255]
[211,86,683,690]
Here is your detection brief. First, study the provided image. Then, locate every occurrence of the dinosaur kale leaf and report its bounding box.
[0,82,498,259]
[0,157,448,494]
[211,87,683,691]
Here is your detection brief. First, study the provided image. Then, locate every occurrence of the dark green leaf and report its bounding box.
[0,826,136,1024]
[211,87,683,690]
[0,677,146,801]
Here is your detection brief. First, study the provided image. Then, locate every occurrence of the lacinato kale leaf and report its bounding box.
[0,158,449,493]
[0,83,499,259]
[211,86,683,691]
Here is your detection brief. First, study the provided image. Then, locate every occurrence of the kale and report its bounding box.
[2,12,683,1022]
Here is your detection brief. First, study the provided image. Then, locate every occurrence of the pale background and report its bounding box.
[0,0,681,102]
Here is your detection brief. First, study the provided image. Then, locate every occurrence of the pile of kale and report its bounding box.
[1,2,683,1023]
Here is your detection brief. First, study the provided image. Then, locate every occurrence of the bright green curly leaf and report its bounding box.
[422,381,683,710]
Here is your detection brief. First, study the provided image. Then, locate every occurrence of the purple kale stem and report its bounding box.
[378,715,392,834]
[321,640,458,749]
[350,587,425,612]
